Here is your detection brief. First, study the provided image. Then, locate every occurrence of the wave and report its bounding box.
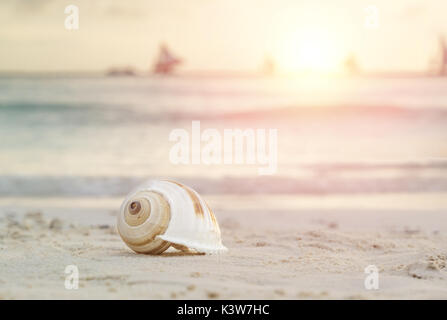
[1,169,447,197]
[3,101,447,127]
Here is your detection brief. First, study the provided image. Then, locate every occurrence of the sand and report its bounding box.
[0,194,446,300]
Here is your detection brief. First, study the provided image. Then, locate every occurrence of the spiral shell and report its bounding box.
[117,179,227,254]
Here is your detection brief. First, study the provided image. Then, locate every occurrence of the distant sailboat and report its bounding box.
[430,35,447,76]
[343,53,359,75]
[262,56,275,76]
[106,66,136,77]
[438,36,447,76]
[153,44,182,74]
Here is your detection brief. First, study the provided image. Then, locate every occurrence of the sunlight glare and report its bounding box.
[277,28,339,74]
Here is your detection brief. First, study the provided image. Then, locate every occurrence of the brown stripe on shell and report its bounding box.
[205,202,219,229]
[165,180,204,218]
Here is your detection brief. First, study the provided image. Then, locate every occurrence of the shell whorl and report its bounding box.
[117,190,171,254]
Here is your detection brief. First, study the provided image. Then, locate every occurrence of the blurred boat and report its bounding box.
[153,44,182,74]
[343,54,359,75]
[438,36,447,76]
[430,36,447,76]
[262,56,275,76]
[106,67,136,77]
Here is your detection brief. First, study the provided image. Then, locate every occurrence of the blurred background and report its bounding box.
[1,0,447,213]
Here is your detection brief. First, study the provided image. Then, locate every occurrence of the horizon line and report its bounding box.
[0,69,444,79]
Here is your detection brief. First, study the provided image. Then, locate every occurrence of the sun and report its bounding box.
[277,28,339,74]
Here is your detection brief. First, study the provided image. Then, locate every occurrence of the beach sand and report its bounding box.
[1,194,446,300]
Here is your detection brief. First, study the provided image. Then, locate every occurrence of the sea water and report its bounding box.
[1,75,447,198]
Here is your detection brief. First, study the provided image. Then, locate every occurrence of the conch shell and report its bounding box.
[117,179,227,254]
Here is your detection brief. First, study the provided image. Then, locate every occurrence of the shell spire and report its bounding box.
[117,179,227,254]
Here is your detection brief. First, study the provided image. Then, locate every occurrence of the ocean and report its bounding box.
[1,75,447,199]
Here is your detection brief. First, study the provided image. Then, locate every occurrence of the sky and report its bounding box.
[1,0,447,73]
